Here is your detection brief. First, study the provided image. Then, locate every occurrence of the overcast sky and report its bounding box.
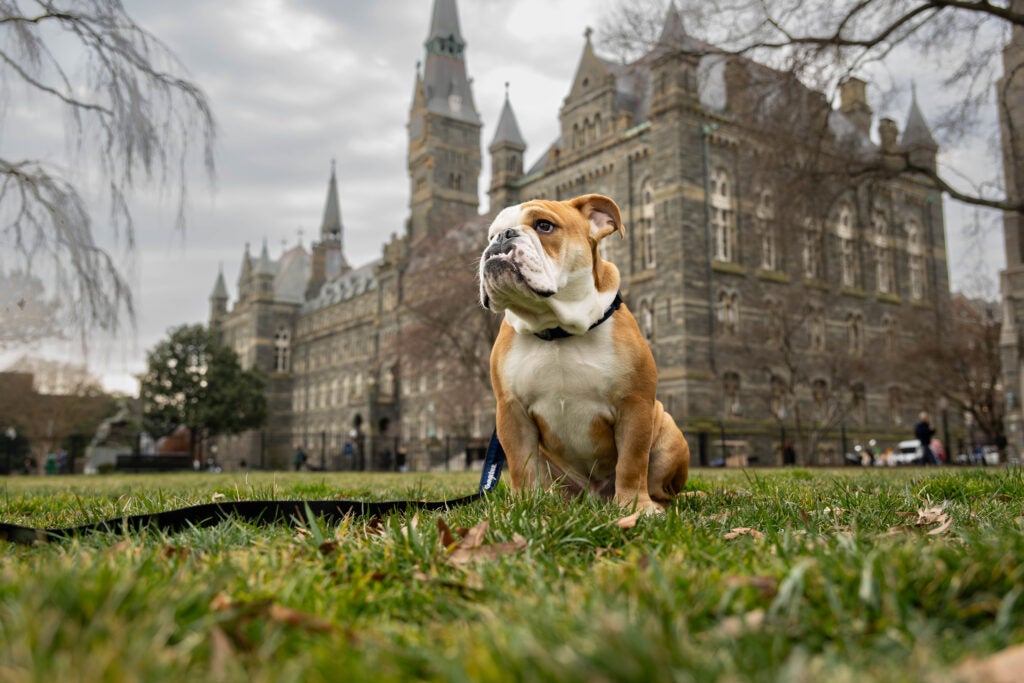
[1,0,1007,395]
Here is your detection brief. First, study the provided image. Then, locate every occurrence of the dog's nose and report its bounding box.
[494,228,517,244]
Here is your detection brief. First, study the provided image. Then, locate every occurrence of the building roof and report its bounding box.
[490,89,526,149]
[302,260,379,313]
[421,0,480,124]
[210,266,228,300]
[320,160,344,242]
[900,87,938,150]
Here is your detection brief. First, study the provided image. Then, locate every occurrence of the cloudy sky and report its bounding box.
[1,0,1008,394]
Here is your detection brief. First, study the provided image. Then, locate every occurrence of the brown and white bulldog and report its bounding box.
[479,193,689,519]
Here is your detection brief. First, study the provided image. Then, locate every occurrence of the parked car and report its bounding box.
[954,446,1001,466]
[891,440,924,465]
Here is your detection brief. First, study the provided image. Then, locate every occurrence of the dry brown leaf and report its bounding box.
[318,540,338,556]
[888,505,952,536]
[441,519,527,565]
[399,514,420,540]
[267,604,334,632]
[681,490,707,497]
[209,626,234,680]
[724,527,764,541]
[723,576,778,598]
[210,592,233,612]
[955,643,1024,683]
[719,609,766,638]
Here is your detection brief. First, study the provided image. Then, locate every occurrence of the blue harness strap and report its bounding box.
[478,428,506,493]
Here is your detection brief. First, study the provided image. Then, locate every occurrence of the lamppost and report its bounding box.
[939,396,950,462]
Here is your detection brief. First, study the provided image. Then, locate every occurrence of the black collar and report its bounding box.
[534,291,623,341]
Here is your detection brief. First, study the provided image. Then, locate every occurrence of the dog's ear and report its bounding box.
[571,194,624,242]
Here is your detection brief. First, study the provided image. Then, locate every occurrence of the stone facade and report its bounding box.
[208,0,953,470]
[1000,0,1024,454]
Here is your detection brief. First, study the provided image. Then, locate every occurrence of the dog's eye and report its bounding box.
[534,220,556,234]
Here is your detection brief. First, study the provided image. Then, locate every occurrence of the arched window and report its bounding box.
[639,180,656,269]
[835,203,858,288]
[273,326,291,372]
[847,312,864,356]
[755,187,777,271]
[770,375,788,419]
[873,210,895,294]
[723,371,741,416]
[851,383,867,424]
[809,306,826,352]
[639,299,655,340]
[717,290,739,335]
[710,167,737,262]
[802,218,822,279]
[907,219,925,300]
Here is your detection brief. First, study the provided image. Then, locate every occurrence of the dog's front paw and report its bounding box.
[615,500,664,529]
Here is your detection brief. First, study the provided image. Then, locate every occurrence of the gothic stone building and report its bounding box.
[208,0,952,470]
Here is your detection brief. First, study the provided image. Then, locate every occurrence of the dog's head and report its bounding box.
[479,194,624,334]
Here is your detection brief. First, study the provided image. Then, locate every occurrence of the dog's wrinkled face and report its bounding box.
[479,194,624,315]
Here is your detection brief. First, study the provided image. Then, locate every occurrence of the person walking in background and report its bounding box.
[293,444,308,471]
[915,412,938,465]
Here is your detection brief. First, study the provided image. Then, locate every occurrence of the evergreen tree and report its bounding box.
[140,324,266,458]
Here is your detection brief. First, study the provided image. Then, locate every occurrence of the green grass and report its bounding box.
[1,468,1023,682]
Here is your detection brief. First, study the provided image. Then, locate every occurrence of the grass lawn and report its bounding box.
[1,467,1023,682]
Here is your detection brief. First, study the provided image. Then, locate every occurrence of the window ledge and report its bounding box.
[756,269,789,284]
[712,260,746,276]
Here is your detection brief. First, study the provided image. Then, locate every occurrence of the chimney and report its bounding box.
[839,77,873,136]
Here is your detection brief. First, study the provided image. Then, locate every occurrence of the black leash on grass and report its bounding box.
[0,431,507,546]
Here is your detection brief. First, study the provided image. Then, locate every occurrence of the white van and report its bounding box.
[892,440,924,465]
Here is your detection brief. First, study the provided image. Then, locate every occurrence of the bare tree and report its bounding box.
[603,0,1018,213]
[395,225,500,438]
[901,294,1006,455]
[0,0,215,345]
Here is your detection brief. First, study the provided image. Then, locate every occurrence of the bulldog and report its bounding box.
[479,193,690,519]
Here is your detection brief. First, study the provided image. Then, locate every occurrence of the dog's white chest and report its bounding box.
[502,322,624,471]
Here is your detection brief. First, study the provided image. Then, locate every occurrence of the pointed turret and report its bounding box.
[421,0,479,124]
[255,238,275,299]
[407,0,482,243]
[656,0,687,51]
[489,84,526,213]
[490,86,526,149]
[209,265,228,322]
[237,242,253,301]
[900,85,938,172]
[320,160,344,244]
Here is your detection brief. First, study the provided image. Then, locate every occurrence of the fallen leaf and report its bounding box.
[719,609,766,638]
[210,592,233,611]
[209,626,234,679]
[724,527,764,541]
[267,604,334,632]
[399,514,420,540]
[955,643,1024,683]
[211,492,227,502]
[441,519,527,565]
[318,540,338,556]
[887,504,952,536]
[723,575,778,598]
[681,490,707,498]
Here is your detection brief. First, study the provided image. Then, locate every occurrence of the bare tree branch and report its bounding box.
[0,0,216,347]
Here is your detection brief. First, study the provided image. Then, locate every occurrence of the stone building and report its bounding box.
[208,0,952,469]
[1000,0,1024,455]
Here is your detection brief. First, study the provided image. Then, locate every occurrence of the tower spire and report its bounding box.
[320,159,344,243]
[421,0,480,123]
